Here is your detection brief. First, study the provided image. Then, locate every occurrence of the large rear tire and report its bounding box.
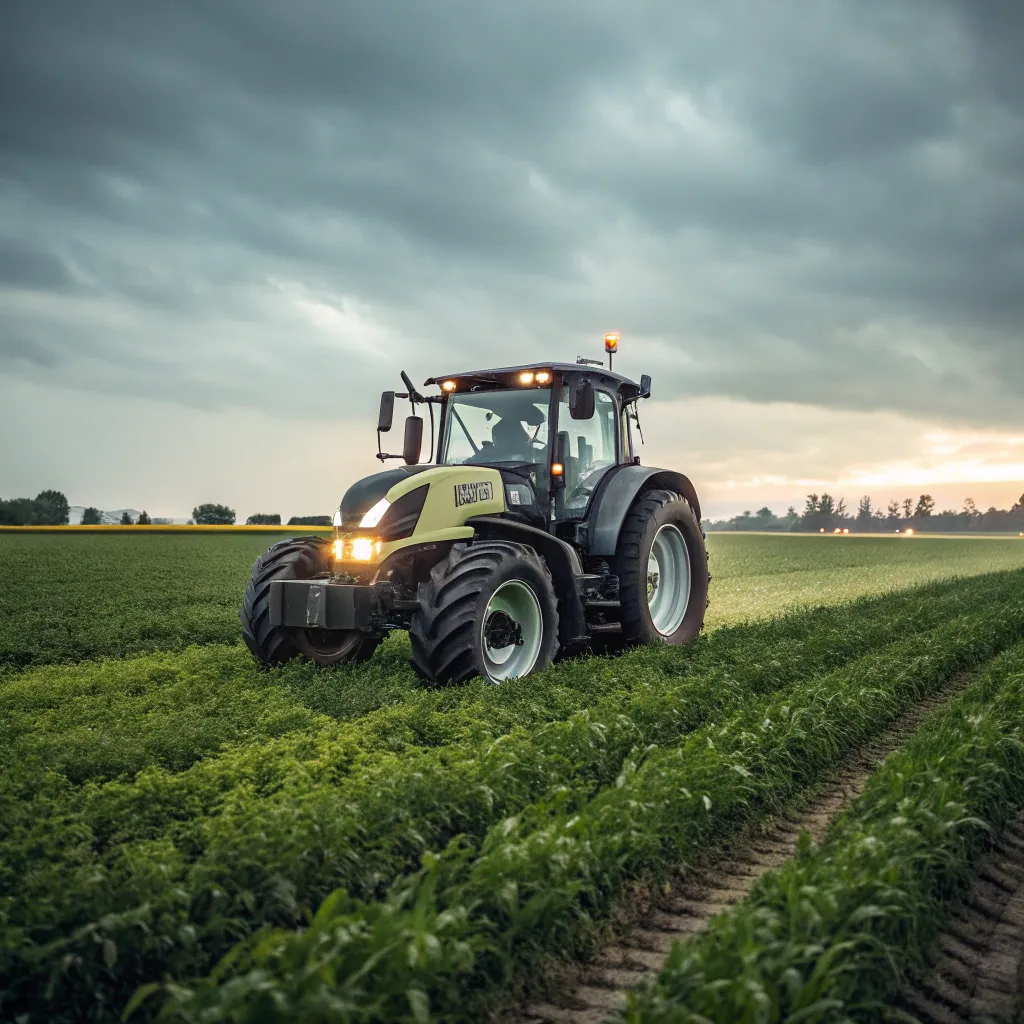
[409,541,559,685]
[240,536,381,667]
[611,489,708,648]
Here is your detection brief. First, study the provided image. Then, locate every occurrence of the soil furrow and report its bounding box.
[896,814,1024,1024]
[512,678,971,1024]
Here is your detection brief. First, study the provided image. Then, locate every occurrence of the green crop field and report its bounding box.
[2,531,1024,1023]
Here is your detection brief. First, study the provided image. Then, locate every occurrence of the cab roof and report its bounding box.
[424,362,641,399]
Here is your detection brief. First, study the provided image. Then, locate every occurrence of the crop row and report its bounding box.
[136,592,1024,1022]
[626,640,1024,1022]
[4,570,1011,803]
[5,533,1024,671]
[4,576,1022,1022]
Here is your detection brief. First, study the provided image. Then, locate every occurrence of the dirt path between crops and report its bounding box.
[893,812,1024,1024]
[511,677,973,1024]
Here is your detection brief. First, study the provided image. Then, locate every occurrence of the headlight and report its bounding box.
[351,538,377,561]
[360,497,391,528]
[332,537,382,561]
[332,509,343,528]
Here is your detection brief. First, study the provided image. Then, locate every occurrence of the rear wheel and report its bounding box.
[409,541,559,685]
[240,536,381,667]
[612,489,708,648]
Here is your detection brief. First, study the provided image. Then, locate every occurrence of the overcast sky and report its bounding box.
[2,0,1022,519]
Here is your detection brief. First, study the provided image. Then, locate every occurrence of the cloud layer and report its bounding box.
[1,1,1022,513]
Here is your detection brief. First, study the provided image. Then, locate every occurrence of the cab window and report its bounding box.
[557,387,618,514]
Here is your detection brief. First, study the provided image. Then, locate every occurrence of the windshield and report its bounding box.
[441,390,550,466]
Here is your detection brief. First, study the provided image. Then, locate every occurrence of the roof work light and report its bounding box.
[604,333,620,370]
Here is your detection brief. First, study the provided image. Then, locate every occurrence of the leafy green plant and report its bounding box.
[133,598,1024,1024]
[625,641,1024,1023]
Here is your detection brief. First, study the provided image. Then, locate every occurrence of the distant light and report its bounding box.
[819,528,825,533]
[519,371,535,385]
[843,528,850,534]
[441,379,457,392]
[905,528,915,536]
[834,528,841,534]
[535,370,551,384]
[604,332,620,353]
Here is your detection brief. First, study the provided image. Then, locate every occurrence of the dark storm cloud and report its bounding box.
[1,0,1022,425]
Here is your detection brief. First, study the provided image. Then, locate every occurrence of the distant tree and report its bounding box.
[192,503,236,525]
[186,519,195,525]
[963,497,979,517]
[246,513,282,525]
[287,515,332,526]
[902,497,914,519]
[119,511,134,525]
[1014,493,1024,512]
[915,494,936,517]
[835,497,847,520]
[0,497,36,525]
[80,507,103,525]
[804,494,820,517]
[756,507,774,521]
[856,496,873,522]
[886,499,901,522]
[136,510,151,525]
[32,490,70,526]
[785,506,798,523]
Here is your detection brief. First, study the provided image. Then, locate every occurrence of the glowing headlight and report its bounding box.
[519,371,535,385]
[351,537,376,561]
[332,509,343,528]
[360,497,390,528]
[535,370,551,384]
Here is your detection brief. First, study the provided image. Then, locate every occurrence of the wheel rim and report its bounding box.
[646,524,691,636]
[480,580,543,682]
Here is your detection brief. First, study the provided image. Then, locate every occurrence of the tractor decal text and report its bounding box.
[454,481,493,507]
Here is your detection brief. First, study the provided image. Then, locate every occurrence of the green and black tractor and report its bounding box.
[241,354,709,684]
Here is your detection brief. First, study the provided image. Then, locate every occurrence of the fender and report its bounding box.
[585,465,702,557]
[464,515,587,652]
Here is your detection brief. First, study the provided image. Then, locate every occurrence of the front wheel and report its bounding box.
[240,536,381,667]
[409,541,559,685]
[612,489,709,648]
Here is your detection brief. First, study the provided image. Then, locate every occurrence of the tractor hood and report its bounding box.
[339,466,432,526]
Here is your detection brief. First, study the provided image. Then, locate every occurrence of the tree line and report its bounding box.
[707,492,1024,533]
[0,492,330,527]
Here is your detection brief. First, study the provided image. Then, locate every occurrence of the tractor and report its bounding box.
[241,347,709,684]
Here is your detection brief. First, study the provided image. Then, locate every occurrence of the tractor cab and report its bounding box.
[377,363,651,538]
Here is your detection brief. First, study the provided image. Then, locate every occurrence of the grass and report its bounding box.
[704,532,1024,626]
[2,531,1023,669]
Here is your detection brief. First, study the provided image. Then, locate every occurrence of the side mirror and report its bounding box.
[378,391,396,432]
[639,374,652,399]
[569,377,595,420]
[403,415,423,465]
